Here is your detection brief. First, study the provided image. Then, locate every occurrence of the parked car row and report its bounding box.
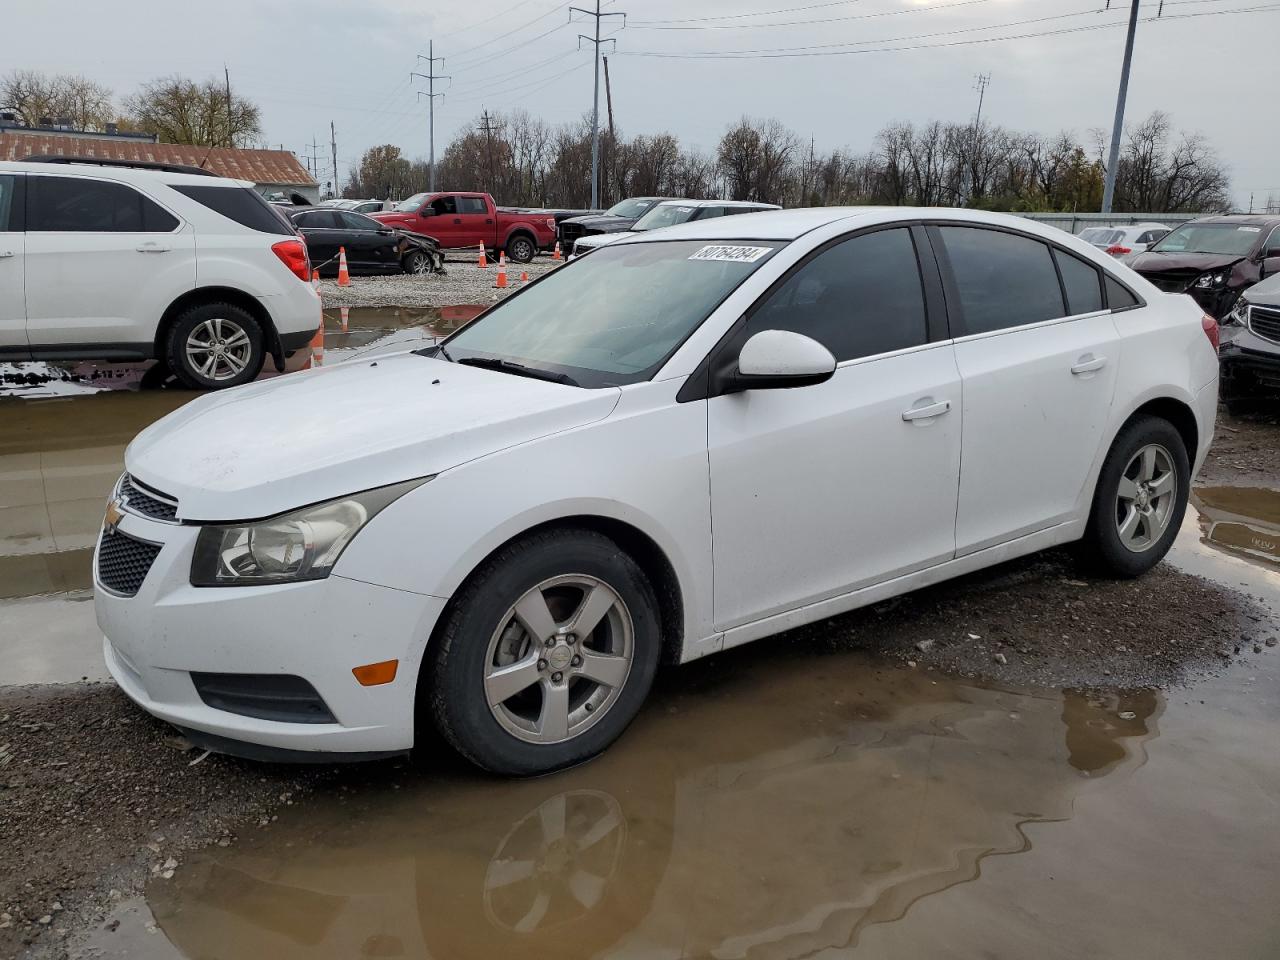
[370,191,556,263]
[1078,222,1171,257]
[569,199,781,258]
[284,207,444,276]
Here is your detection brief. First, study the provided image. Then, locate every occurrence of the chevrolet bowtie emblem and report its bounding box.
[104,500,123,533]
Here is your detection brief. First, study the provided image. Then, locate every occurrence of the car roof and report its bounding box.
[0,158,255,188]
[1188,214,1280,227]
[616,206,1072,243]
[648,199,781,210]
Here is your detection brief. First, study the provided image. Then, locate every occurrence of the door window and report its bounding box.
[458,196,488,215]
[1105,275,1141,310]
[937,226,1066,334]
[429,196,458,216]
[0,175,14,230]
[339,212,379,231]
[29,176,178,232]
[749,227,929,362]
[1053,249,1104,315]
[295,210,341,228]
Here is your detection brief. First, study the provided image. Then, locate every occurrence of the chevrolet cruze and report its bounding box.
[95,208,1219,775]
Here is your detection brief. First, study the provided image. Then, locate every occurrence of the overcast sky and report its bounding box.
[9,0,1279,208]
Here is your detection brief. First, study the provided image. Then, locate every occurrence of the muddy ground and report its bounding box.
[1198,405,1280,486]
[314,252,562,308]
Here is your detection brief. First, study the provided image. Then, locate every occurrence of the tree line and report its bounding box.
[1,69,262,148]
[348,109,1232,214]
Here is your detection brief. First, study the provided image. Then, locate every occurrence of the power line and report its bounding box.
[631,0,998,30]
[449,19,576,74]
[447,2,572,63]
[632,0,864,25]
[432,0,539,41]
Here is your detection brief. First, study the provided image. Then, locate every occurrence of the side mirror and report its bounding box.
[734,329,836,390]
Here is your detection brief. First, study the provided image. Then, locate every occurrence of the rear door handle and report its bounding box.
[1070,354,1108,375]
[453,218,462,224]
[136,242,171,253]
[902,399,951,422]
[0,250,13,258]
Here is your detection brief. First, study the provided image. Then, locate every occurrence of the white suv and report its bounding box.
[0,158,321,389]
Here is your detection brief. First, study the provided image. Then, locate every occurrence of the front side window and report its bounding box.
[340,212,380,231]
[1055,249,1104,315]
[458,196,488,215]
[1150,223,1262,257]
[938,226,1066,334]
[749,228,928,362]
[429,196,458,216]
[440,239,781,387]
[30,176,178,232]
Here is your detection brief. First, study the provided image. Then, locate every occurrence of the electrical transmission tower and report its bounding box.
[413,42,450,192]
[478,110,498,194]
[973,73,991,128]
[570,0,626,209]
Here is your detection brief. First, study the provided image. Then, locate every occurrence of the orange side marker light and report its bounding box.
[352,659,399,686]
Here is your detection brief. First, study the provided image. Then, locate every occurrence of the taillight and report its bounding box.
[271,238,311,283]
[1201,312,1219,353]
[1105,244,1132,256]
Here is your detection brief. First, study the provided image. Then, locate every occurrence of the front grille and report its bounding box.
[1248,305,1280,344]
[558,223,585,246]
[190,673,337,724]
[97,530,162,596]
[119,474,179,522]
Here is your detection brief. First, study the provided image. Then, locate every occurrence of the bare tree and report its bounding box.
[124,75,261,147]
[1,69,116,129]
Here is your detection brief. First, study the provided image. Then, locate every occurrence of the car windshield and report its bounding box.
[1150,223,1261,257]
[605,198,659,218]
[436,239,782,387]
[632,203,700,232]
[393,192,429,212]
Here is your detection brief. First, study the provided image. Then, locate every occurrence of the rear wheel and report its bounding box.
[426,528,661,776]
[506,234,537,264]
[1079,416,1190,578]
[165,302,265,390]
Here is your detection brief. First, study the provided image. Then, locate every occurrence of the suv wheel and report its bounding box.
[1079,415,1190,578]
[165,302,265,390]
[426,528,661,776]
[506,235,536,264]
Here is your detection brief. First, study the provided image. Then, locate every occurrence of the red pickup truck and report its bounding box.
[370,192,555,263]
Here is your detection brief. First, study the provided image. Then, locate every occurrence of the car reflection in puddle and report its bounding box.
[145,658,1165,960]
[1192,486,1280,569]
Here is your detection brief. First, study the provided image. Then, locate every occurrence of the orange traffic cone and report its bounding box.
[311,267,321,283]
[308,317,325,368]
[337,247,351,287]
[477,244,488,269]
[520,270,529,282]
[552,242,562,261]
[340,306,349,332]
[495,252,508,289]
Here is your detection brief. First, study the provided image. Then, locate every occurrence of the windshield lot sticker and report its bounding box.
[1238,226,1261,232]
[689,245,772,263]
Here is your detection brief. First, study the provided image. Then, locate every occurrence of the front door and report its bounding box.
[931,225,1121,554]
[23,174,195,349]
[0,174,26,355]
[708,227,962,631]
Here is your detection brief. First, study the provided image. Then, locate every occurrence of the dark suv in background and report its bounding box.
[1128,214,1280,319]
[555,196,675,252]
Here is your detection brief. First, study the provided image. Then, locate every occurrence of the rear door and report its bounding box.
[23,173,195,351]
[932,224,1120,554]
[0,173,25,356]
[294,210,341,270]
[456,194,494,248]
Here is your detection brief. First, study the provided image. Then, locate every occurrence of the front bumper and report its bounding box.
[95,509,446,756]
[1219,326,1280,398]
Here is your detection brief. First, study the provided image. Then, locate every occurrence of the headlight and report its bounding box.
[190,478,428,586]
[1227,298,1250,326]
[1194,271,1229,289]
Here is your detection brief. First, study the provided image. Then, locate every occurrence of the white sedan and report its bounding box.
[570,199,779,258]
[95,208,1219,775]
[1078,222,1172,257]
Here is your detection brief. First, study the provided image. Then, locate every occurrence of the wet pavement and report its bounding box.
[2,337,1279,958]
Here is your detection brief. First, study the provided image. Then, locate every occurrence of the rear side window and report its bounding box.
[459,196,488,215]
[937,226,1065,335]
[0,175,15,230]
[1105,275,1141,310]
[294,210,341,228]
[1054,250,1104,314]
[170,184,293,235]
[750,227,928,362]
[29,176,178,232]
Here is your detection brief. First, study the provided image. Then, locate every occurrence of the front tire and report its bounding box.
[1079,415,1190,578]
[165,302,265,390]
[403,250,432,275]
[426,528,661,776]
[506,234,536,264]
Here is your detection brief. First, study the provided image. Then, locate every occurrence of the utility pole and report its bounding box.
[603,55,615,205]
[478,110,497,194]
[330,122,338,199]
[571,0,626,209]
[1102,0,1140,214]
[973,73,991,129]
[224,65,233,148]
[413,42,450,192]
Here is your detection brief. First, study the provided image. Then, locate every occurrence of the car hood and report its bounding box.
[1240,271,1280,307]
[562,214,633,232]
[576,232,631,250]
[125,355,620,521]
[1129,251,1247,274]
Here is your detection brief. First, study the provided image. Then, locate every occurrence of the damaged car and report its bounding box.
[1128,215,1280,318]
[285,207,444,276]
[1220,271,1280,412]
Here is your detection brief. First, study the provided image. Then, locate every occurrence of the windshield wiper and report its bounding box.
[456,356,580,387]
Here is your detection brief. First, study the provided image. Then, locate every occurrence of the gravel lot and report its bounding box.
[1199,406,1280,486]
[317,253,563,308]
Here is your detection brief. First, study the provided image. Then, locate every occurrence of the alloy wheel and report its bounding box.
[184,317,253,382]
[483,574,634,744]
[1115,443,1177,553]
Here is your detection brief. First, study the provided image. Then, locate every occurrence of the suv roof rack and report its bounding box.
[20,155,221,177]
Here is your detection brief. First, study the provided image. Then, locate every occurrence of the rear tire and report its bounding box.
[506,234,537,264]
[1078,415,1190,578]
[165,302,265,390]
[426,528,661,777]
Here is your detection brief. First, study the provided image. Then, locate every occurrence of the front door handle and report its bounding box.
[453,218,462,224]
[1070,354,1108,375]
[902,399,951,422]
[486,218,494,224]
[0,250,13,258]
[136,242,171,253]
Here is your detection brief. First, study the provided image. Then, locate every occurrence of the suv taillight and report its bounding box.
[1105,244,1132,256]
[1201,312,1219,353]
[271,238,311,282]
